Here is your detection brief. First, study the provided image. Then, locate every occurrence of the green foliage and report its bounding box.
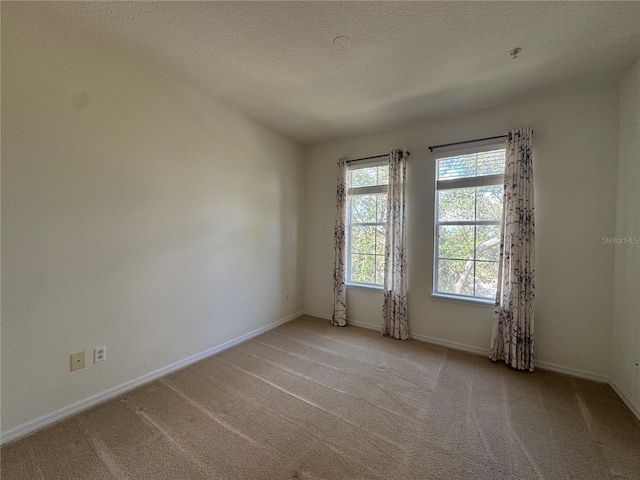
[475,261,498,297]
[476,186,503,221]
[347,165,389,285]
[348,190,387,285]
[476,225,500,261]
[438,260,473,295]
[349,166,389,188]
[438,186,502,222]
[351,194,386,223]
[438,188,475,221]
[439,225,474,260]
[436,185,503,298]
[350,252,385,286]
[349,220,386,284]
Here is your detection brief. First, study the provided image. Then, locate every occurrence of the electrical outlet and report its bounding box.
[285,294,289,302]
[94,346,106,363]
[70,351,85,372]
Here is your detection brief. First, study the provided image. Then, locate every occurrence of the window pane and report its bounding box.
[350,168,377,188]
[475,261,499,298]
[438,188,475,222]
[351,226,376,255]
[350,253,375,284]
[476,185,503,221]
[437,259,473,296]
[375,255,385,285]
[435,148,505,300]
[375,226,385,257]
[349,165,389,188]
[377,166,389,185]
[438,225,474,261]
[377,193,388,223]
[351,195,378,223]
[476,225,501,261]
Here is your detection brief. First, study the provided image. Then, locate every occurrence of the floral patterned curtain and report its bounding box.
[382,150,409,340]
[490,126,535,371]
[332,158,348,327]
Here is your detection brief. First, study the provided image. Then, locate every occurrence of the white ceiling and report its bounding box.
[18,1,640,144]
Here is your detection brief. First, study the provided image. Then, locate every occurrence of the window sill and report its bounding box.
[431,293,495,308]
[346,283,383,293]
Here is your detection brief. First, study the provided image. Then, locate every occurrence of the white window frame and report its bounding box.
[432,143,505,303]
[346,159,388,288]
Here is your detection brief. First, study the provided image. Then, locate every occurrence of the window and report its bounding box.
[434,145,505,300]
[346,162,389,286]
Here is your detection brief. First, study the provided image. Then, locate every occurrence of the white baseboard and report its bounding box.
[303,310,636,417]
[303,310,331,321]
[535,360,609,383]
[329,315,490,357]
[344,319,379,331]
[0,311,304,446]
[410,332,488,357]
[609,380,640,422]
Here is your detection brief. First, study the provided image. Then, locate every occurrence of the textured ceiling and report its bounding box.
[10,2,640,144]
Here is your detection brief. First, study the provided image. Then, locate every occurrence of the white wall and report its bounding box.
[612,59,640,415]
[1,6,305,434]
[305,86,620,378]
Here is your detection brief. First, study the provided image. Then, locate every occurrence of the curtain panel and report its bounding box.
[490,126,535,371]
[332,158,348,327]
[382,149,410,340]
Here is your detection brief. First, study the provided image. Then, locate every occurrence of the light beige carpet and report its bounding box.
[2,315,639,479]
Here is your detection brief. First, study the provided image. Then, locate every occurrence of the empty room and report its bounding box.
[2,1,639,479]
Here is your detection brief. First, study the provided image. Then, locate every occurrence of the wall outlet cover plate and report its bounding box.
[94,346,106,363]
[70,351,85,372]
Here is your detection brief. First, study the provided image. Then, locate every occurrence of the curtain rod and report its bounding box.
[428,135,507,152]
[428,130,534,152]
[346,151,410,164]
